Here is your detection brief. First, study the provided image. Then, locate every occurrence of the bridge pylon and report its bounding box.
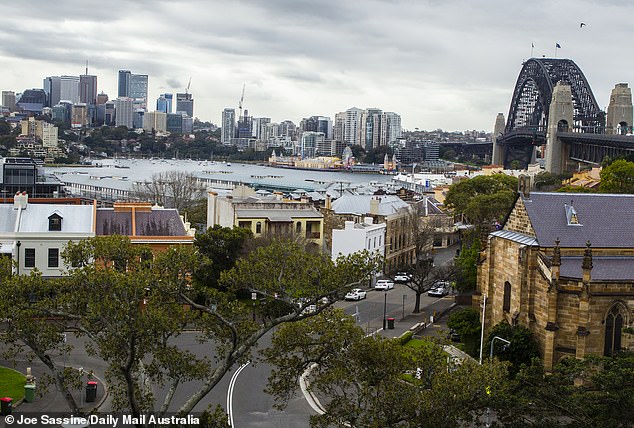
[492,113,506,165]
[606,83,633,135]
[545,82,574,174]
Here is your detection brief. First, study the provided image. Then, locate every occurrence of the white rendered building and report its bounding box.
[331,217,386,262]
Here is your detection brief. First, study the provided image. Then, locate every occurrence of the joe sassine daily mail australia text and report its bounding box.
[5,414,201,426]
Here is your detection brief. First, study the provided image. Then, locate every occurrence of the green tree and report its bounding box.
[600,159,634,193]
[454,235,479,292]
[193,225,253,292]
[555,185,598,193]
[263,309,510,428]
[447,307,481,356]
[444,174,518,229]
[486,321,539,374]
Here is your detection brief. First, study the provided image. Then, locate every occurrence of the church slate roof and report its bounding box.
[521,192,634,249]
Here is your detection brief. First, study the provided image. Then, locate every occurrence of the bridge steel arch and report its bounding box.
[505,58,605,135]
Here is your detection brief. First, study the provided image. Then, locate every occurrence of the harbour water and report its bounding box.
[46,158,393,194]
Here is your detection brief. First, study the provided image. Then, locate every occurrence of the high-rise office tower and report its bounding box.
[129,74,148,108]
[114,97,134,128]
[176,93,193,117]
[2,91,16,111]
[43,76,61,107]
[79,74,98,105]
[360,108,383,150]
[384,112,402,144]
[221,108,235,144]
[157,93,173,113]
[334,112,346,143]
[252,117,271,140]
[59,76,80,104]
[118,70,131,97]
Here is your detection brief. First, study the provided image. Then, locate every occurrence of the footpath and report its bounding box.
[0,358,108,420]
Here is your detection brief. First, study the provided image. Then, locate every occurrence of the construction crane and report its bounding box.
[185,77,191,95]
[238,82,245,119]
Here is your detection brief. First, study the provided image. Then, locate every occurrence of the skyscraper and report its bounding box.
[129,74,148,108]
[114,97,134,128]
[118,70,131,97]
[157,93,173,113]
[221,108,235,144]
[176,93,193,117]
[43,76,61,107]
[2,91,16,111]
[79,74,98,105]
[344,107,363,147]
[59,76,80,104]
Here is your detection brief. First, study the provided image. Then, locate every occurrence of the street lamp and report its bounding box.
[489,336,511,363]
[382,291,387,330]
[251,292,257,322]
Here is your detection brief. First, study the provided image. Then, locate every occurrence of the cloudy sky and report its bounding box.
[0,0,631,131]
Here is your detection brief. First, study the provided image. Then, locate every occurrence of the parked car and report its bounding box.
[448,329,461,342]
[375,279,395,291]
[394,272,411,283]
[345,288,367,301]
[428,284,449,297]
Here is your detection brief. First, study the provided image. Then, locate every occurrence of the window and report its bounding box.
[503,281,511,313]
[24,248,35,268]
[604,305,625,356]
[48,248,59,268]
[296,222,302,233]
[256,222,262,234]
[48,214,62,231]
[373,237,377,248]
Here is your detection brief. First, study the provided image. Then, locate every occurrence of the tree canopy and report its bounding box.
[444,174,518,228]
[600,159,634,193]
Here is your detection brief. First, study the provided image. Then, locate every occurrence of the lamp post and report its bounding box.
[489,336,511,364]
[382,291,387,330]
[251,292,257,322]
[479,294,487,365]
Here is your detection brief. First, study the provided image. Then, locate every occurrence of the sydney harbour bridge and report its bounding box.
[493,58,634,173]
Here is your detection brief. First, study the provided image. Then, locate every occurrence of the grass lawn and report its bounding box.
[403,338,436,351]
[0,367,26,401]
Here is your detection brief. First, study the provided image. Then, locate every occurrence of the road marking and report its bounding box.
[227,361,250,427]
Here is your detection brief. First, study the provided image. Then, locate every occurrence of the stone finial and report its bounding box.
[552,238,561,267]
[582,240,593,271]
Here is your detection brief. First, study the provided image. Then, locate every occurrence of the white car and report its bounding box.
[428,284,449,297]
[375,279,395,291]
[345,288,367,301]
[394,273,411,283]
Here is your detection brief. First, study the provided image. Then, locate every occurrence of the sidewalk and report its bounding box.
[377,295,458,340]
[0,358,107,416]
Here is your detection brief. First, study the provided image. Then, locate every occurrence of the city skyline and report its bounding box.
[0,0,632,130]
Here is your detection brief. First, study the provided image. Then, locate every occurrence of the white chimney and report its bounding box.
[344,221,355,230]
[364,217,374,225]
[13,192,28,210]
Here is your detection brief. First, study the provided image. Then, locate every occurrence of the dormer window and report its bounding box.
[564,203,582,226]
[48,213,62,231]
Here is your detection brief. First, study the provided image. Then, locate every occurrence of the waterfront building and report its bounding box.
[143,111,167,133]
[278,120,297,140]
[176,93,193,117]
[332,217,386,262]
[167,113,183,133]
[182,115,194,133]
[300,131,324,158]
[207,186,324,249]
[344,107,363,147]
[221,108,236,144]
[133,109,145,129]
[0,157,66,198]
[478,189,634,370]
[384,112,402,144]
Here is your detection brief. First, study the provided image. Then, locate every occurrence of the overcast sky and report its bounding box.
[1,0,631,131]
